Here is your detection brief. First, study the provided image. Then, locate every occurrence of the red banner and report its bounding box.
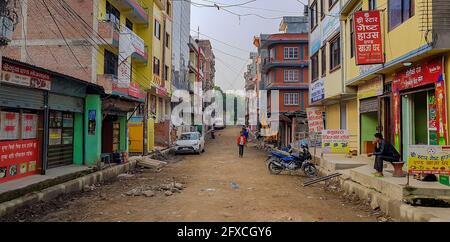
[128,82,145,99]
[0,139,41,183]
[392,58,443,91]
[354,11,384,65]
[1,62,51,90]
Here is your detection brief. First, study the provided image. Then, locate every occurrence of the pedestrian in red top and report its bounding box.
[237,131,247,158]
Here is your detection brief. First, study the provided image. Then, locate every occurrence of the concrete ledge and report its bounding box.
[0,161,136,218]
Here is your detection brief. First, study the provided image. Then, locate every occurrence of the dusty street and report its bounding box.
[1,127,383,222]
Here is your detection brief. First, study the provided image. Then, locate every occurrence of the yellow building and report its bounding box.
[341,0,450,160]
[308,0,358,151]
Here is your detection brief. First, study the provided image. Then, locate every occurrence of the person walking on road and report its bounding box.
[237,131,247,158]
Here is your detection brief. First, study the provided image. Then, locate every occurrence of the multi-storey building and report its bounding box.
[340,0,450,163]
[255,16,310,147]
[308,0,358,151]
[171,0,191,91]
[4,0,155,166]
[198,40,215,92]
[244,52,258,131]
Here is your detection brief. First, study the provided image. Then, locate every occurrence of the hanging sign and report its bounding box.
[0,139,40,183]
[408,145,450,175]
[321,130,350,154]
[1,62,51,90]
[354,11,384,65]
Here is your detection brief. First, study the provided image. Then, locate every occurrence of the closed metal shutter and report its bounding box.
[48,145,73,168]
[360,97,379,114]
[0,85,45,110]
[48,94,84,113]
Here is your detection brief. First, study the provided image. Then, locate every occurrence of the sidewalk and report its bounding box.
[313,149,450,222]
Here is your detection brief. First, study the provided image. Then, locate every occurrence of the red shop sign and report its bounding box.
[0,139,41,183]
[354,11,384,65]
[392,58,443,91]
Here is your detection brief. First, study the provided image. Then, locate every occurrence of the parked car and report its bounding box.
[174,132,205,154]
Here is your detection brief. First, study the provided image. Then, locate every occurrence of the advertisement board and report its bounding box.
[310,79,325,103]
[0,139,40,183]
[321,130,350,154]
[307,107,325,133]
[408,145,450,175]
[354,11,384,65]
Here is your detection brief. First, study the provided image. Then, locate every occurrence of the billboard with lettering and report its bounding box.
[354,11,384,65]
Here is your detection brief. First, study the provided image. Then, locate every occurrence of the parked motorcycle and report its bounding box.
[266,143,317,177]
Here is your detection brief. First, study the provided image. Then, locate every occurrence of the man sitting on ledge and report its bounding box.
[367,133,401,177]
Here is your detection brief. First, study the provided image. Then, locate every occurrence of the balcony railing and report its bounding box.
[109,0,149,24]
[97,74,145,99]
[263,58,309,73]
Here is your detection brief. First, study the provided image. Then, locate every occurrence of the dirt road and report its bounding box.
[2,127,383,222]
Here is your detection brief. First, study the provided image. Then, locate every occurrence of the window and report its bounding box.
[310,1,318,30]
[104,49,118,76]
[311,53,319,82]
[329,35,340,71]
[350,18,355,58]
[166,1,171,17]
[106,1,120,28]
[49,111,74,146]
[369,0,376,10]
[389,0,414,30]
[284,69,300,82]
[126,18,133,30]
[153,57,160,76]
[321,46,326,77]
[154,20,161,39]
[284,47,299,59]
[165,33,170,48]
[328,0,338,9]
[284,93,299,106]
[320,0,325,19]
[164,65,169,81]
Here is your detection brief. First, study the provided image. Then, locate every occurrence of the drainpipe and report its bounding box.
[42,91,49,175]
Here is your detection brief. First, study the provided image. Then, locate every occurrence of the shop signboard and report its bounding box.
[0,139,40,183]
[321,129,350,154]
[392,58,447,149]
[407,145,450,175]
[310,79,325,103]
[354,11,384,65]
[307,107,325,134]
[128,82,146,99]
[1,62,51,90]
[358,76,383,100]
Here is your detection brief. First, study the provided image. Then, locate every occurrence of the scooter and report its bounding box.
[266,143,317,177]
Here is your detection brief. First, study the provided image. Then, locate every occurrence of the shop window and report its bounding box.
[388,0,414,30]
[49,111,73,146]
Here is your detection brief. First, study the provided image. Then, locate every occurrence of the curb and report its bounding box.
[0,161,136,218]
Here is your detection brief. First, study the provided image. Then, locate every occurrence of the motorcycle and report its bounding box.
[266,143,318,177]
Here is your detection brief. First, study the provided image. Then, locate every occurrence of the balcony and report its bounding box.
[109,0,149,25]
[98,20,120,48]
[263,58,308,73]
[97,74,145,101]
[132,45,148,63]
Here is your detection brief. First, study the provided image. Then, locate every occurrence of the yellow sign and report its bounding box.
[358,76,383,100]
[408,145,450,175]
[321,130,350,154]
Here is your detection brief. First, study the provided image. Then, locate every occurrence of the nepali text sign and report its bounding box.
[408,145,450,175]
[1,62,51,90]
[307,107,325,133]
[354,11,384,65]
[310,79,325,103]
[392,58,443,91]
[322,130,350,154]
[358,76,383,100]
[0,139,40,183]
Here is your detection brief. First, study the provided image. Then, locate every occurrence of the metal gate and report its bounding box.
[47,94,83,169]
[0,84,45,110]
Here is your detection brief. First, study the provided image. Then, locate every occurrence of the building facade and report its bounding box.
[340,0,450,162]
[171,0,191,91]
[255,16,310,147]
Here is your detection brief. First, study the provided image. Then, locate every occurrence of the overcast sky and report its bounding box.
[190,0,307,91]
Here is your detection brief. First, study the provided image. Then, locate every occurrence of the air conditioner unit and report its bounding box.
[0,16,14,45]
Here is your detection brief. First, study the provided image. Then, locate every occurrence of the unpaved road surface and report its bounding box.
[1,127,385,222]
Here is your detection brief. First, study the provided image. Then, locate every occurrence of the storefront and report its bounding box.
[358,76,383,154]
[392,58,448,161]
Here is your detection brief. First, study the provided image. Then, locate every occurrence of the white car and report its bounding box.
[174,132,205,154]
